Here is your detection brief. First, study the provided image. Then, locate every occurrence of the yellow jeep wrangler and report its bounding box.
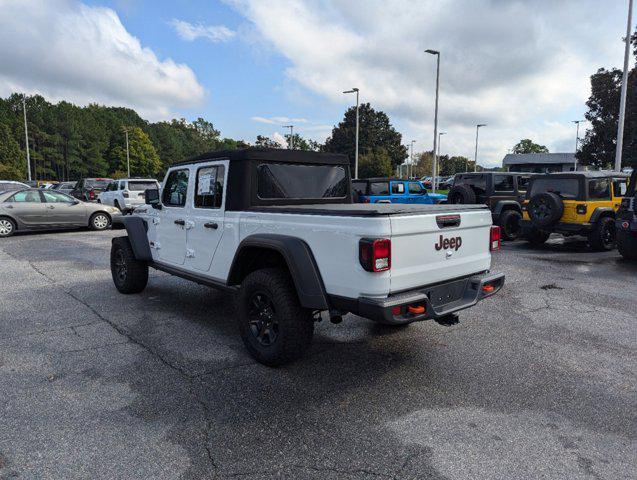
[520,171,629,250]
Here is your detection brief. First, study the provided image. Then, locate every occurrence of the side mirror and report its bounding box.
[145,188,162,209]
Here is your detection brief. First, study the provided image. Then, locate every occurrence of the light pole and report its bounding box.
[572,120,584,171]
[410,140,416,179]
[22,96,31,181]
[343,88,360,178]
[283,125,294,149]
[615,0,633,172]
[474,124,487,172]
[123,128,131,178]
[436,131,446,191]
[425,49,441,192]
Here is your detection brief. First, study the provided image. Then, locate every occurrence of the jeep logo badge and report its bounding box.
[435,235,462,251]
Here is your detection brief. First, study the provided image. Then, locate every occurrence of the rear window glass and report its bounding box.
[257,163,347,199]
[128,181,157,191]
[517,176,531,192]
[85,179,111,189]
[529,178,579,199]
[370,182,390,195]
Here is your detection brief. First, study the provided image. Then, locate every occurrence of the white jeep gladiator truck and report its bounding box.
[111,149,504,366]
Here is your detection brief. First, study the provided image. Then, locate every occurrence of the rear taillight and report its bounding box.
[123,191,129,198]
[89,190,95,200]
[490,226,501,252]
[359,238,391,272]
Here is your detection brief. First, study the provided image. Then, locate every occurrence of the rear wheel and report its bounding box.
[588,216,616,251]
[237,268,314,366]
[617,230,637,260]
[522,225,551,245]
[90,212,111,231]
[499,209,522,241]
[0,217,16,238]
[110,237,148,293]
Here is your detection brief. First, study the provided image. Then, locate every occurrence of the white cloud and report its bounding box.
[228,0,632,166]
[0,0,205,120]
[170,19,236,43]
[272,131,288,147]
[251,116,308,124]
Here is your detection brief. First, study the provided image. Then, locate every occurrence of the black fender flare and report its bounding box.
[589,207,615,224]
[113,216,152,261]
[228,234,329,310]
[493,200,521,218]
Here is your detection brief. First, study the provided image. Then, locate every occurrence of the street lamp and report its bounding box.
[615,0,633,171]
[425,49,441,192]
[436,131,446,191]
[409,140,416,178]
[343,88,360,178]
[572,120,584,171]
[283,125,294,149]
[474,124,487,172]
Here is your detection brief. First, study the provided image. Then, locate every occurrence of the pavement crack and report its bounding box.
[62,341,131,353]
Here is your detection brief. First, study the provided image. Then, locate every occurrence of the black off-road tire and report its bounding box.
[110,237,149,294]
[588,216,616,251]
[89,212,111,231]
[522,225,551,245]
[528,193,564,228]
[237,268,314,366]
[617,230,637,260]
[447,184,476,204]
[499,209,523,241]
[0,217,16,238]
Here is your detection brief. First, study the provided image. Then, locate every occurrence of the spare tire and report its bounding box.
[528,192,564,228]
[447,184,476,204]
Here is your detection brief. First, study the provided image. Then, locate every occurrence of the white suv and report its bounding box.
[98,178,159,213]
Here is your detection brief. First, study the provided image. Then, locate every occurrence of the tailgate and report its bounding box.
[389,210,492,293]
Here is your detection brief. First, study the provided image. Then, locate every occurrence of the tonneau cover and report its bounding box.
[249,203,488,217]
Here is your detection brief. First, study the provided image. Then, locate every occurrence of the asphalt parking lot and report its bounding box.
[1,229,635,479]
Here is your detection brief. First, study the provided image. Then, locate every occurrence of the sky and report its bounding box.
[0,0,634,167]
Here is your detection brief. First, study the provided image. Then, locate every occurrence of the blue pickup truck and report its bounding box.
[352,178,447,204]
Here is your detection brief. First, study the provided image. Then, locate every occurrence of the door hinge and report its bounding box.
[186,248,195,258]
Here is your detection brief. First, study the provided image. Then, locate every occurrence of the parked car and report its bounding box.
[0,180,29,193]
[520,171,629,250]
[111,149,504,366]
[51,181,77,195]
[421,176,432,188]
[438,176,455,190]
[616,168,636,260]
[447,172,531,240]
[352,178,446,204]
[0,189,120,237]
[70,178,113,202]
[98,178,160,213]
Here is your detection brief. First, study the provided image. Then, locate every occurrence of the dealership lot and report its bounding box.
[0,230,635,479]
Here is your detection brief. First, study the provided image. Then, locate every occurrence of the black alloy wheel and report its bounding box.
[247,291,279,346]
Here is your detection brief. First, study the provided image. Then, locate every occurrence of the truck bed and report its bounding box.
[249,203,488,217]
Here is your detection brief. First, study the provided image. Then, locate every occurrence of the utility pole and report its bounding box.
[343,88,360,178]
[410,140,416,179]
[124,128,130,178]
[572,120,583,171]
[283,125,294,149]
[474,124,487,172]
[614,0,633,172]
[22,96,31,181]
[437,131,446,190]
[425,49,441,192]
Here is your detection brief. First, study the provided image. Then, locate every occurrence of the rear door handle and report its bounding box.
[204,222,218,229]
[47,205,55,209]
[174,219,185,226]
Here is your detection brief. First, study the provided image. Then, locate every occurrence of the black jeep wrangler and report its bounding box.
[447,172,531,240]
[616,169,636,260]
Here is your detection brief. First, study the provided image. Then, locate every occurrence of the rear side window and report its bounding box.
[370,182,389,195]
[456,174,486,193]
[529,178,579,199]
[352,181,368,196]
[494,175,514,192]
[588,179,611,200]
[612,179,627,197]
[7,190,41,203]
[517,176,530,192]
[162,169,189,207]
[257,163,347,199]
[195,165,225,209]
[392,182,405,194]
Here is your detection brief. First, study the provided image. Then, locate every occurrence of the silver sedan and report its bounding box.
[0,189,121,237]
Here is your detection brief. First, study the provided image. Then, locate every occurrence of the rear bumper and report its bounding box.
[331,272,505,325]
[520,219,593,234]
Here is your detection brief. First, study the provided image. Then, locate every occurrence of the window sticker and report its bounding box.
[197,168,217,196]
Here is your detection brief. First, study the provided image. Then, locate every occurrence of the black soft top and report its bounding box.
[536,171,629,179]
[175,148,349,167]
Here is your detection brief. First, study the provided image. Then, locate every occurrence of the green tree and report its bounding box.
[285,133,321,151]
[0,123,25,180]
[111,127,161,177]
[512,139,549,154]
[358,148,393,178]
[254,135,281,148]
[323,103,407,171]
